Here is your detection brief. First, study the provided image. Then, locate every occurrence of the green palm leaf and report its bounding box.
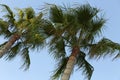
[76,51,94,80]
[0,4,15,24]
[0,19,12,38]
[21,47,30,70]
[49,37,66,60]
[51,57,69,80]
[49,5,64,23]
[89,38,120,59]
[24,7,35,20]
[76,4,99,24]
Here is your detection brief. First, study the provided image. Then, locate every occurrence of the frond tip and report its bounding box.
[49,5,63,23]
[89,38,120,59]
[0,4,15,24]
[20,48,31,70]
[76,52,94,80]
[51,57,68,80]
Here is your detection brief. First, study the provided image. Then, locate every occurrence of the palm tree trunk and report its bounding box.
[61,46,79,80]
[0,34,20,57]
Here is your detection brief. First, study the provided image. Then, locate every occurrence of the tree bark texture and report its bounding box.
[0,34,20,57]
[61,46,79,80]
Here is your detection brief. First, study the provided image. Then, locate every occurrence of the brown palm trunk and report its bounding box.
[61,46,79,80]
[0,34,20,57]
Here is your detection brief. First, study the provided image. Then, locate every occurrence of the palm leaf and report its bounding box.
[0,4,15,24]
[49,5,64,23]
[29,34,45,50]
[81,17,106,44]
[20,47,30,70]
[76,4,99,24]
[0,19,12,38]
[49,37,66,60]
[89,38,120,59]
[15,8,24,21]
[42,20,55,36]
[76,51,94,80]
[90,16,106,37]
[24,7,35,20]
[51,57,69,80]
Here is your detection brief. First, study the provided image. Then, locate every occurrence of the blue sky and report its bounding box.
[0,0,120,80]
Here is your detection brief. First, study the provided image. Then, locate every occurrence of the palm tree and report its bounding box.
[44,4,120,80]
[0,4,45,69]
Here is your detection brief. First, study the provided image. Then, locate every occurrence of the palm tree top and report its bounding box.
[43,4,120,80]
[45,3,106,57]
[0,4,46,70]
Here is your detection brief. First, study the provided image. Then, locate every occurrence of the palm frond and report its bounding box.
[42,20,55,36]
[65,11,76,24]
[29,34,45,50]
[82,17,106,44]
[15,8,24,20]
[49,37,66,60]
[76,51,94,80]
[51,57,69,80]
[113,53,120,60]
[0,20,12,38]
[24,7,35,20]
[76,4,99,25]
[49,5,64,23]
[89,38,120,59]
[22,27,45,50]
[0,4,15,24]
[20,47,30,70]
[74,4,103,44]
[90,16,106,37]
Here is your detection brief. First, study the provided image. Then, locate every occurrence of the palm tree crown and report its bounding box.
[0,4,45,69]
[44,4,120,80]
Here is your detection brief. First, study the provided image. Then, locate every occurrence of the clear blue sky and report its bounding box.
[0,0,120,80]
